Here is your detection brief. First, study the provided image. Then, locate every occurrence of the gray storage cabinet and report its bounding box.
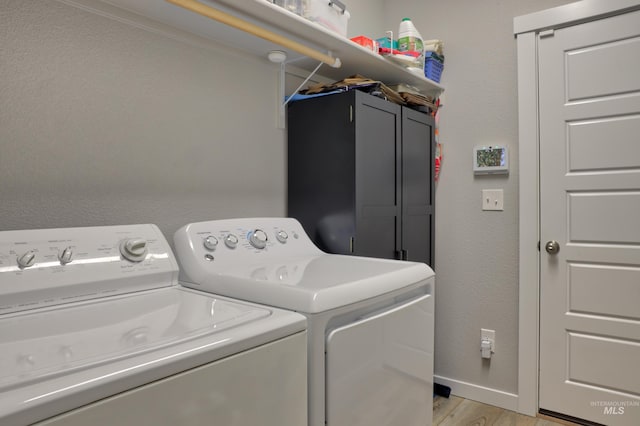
[287,90,435,266]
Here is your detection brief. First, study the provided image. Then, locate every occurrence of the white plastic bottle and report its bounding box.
[398,18,424,56]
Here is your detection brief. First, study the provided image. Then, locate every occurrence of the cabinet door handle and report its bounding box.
[349,237,354,253]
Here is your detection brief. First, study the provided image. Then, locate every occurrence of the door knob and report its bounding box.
[545,240,560,255]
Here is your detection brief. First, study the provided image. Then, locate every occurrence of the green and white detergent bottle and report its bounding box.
[398,17,424,58]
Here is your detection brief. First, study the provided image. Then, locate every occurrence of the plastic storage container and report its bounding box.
[424,51,444,83]
[303,0,350,37]
[282,0,303,15]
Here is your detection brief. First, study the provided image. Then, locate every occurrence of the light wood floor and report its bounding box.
[434,396,582,426]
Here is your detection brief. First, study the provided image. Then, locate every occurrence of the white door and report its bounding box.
[538,9,640,425]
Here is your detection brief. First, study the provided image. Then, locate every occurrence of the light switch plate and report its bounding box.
[482,189,504,211]
[481,328,496,358]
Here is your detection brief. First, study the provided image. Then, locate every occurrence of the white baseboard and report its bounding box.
[434,375,519,412]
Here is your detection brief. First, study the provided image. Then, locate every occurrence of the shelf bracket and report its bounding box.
[277,59,324,129]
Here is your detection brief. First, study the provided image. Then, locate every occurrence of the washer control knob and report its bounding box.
[248,229,268,249]
[203,235,219,251]
[120,239,148,262]
[224,234,239,249]
[58,246,74,265]
[276,230,288,244]
[17,250,37,269]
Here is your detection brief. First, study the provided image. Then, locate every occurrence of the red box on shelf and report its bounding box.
[350,36,378,52]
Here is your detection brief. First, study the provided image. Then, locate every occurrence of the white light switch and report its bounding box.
[481,328,496,358]
[482,189,504,211]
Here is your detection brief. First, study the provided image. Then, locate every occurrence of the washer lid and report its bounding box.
[0,286,306,425]
[181,254,434,313]
[0,287,270,392]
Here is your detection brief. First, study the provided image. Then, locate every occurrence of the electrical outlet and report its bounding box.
[482,189,504,211]
[481,328,496,358]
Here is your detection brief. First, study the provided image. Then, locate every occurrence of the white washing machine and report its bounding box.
[0,224,307,426]
[174,217,435,426]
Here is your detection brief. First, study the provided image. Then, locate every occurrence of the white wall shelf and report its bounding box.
[101,0,445,98]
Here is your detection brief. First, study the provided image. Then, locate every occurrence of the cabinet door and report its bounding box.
[354,93,402,259]
[288,93,356,254]
[401,107,435,266]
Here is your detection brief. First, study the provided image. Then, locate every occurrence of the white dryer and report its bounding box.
[174,217,435,426]
[0,224,306,426]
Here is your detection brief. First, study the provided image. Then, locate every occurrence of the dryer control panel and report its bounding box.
[0,225,178,315]
[175,217,323,262]
[174,218,324,286]
[174,217,434,315]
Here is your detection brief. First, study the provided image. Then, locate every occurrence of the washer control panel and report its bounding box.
[0,224,177,315]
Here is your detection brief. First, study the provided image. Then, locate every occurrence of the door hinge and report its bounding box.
[539,29,554,38]
[349,105,353,122]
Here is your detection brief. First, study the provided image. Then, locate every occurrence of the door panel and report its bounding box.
[566,36,640,101]
[538,9,640,425]
[287,92,356,254]
[354,97,401,259]
[569,263,640,319]
[568,333,640,395]
[358,119,397,206]
[567,115,640,172]
[568,192,640,243]
[401,108,434,265]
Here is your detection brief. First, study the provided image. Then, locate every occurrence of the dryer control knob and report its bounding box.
[276,230,288,244]
[58,246,74,264]
[120,239,148,262]
[224,234,239,249]
[203,235,218,251]
[17,250,37,268]
[248,229,268,249]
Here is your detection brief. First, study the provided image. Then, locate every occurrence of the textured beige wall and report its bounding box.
[0,0,287,239]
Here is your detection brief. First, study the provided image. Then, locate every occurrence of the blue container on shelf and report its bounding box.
[424,51,444,83]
